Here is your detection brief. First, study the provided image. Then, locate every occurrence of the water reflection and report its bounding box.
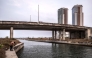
[17,40,92,58]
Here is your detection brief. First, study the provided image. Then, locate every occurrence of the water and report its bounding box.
[17,40,92,58]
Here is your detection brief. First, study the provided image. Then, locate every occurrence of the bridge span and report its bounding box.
[0,21,92,40]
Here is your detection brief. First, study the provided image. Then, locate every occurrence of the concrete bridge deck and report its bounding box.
[0,21,92,40]
[0,21,89,31]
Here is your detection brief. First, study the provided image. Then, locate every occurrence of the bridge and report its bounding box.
[0,21,92,40]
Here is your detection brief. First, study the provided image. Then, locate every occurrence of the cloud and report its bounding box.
[12,0,21,7]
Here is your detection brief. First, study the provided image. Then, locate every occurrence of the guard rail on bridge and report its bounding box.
[0,21,87,29]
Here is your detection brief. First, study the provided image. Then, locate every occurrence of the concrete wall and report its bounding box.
[14,43,24,52]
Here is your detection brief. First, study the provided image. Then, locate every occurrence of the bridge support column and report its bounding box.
[75,31,78,39]
[69,32,71,39]
[55,30,56,40]
[10,27,13,39]
[70,32,75,39]
[70,32,72,39]
[62,29,65,40]
[59,31,62,41]
[80,31,85,39]
[85,29,91,39]
[52,30,57,40]
[80,32,82,39]
[52,31,54,39]
[59,31,61,40]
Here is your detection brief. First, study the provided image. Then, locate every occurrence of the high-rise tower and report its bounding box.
[58,8,68,24]
[72,5,83,26]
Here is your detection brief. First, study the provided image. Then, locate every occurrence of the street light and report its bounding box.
[38,5,39,23]
[30,15,31,22]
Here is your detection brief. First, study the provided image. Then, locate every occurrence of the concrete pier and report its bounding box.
[55,30,57,39]
[52,31,54,39]
[85,28,91,39]
[10,27,13,39]
[59,31,61,40]
[62,29,65,40]
[6,43,24,58]
[52,30,57,40]
[6,50,18,58]
[59,31,63,40]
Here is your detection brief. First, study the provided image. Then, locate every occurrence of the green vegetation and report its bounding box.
[0,48,5,58]
[0,44,4,48]
[5,36,8,39]
[0,38,20,58]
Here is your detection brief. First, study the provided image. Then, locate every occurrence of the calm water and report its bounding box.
[17,40,92,58]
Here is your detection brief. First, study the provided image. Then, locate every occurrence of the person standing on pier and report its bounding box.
[9,41,14,51]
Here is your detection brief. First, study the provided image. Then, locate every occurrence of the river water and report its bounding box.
[17,40,92,58]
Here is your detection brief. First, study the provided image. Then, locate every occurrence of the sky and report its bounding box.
[0,0,92,38]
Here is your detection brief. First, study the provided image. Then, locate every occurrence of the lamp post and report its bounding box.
[38,5,39,23]
[30,15,31,22]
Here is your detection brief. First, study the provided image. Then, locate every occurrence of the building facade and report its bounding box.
[58,8,68,24]
[72,5,83,26]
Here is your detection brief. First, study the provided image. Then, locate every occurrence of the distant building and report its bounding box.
[58,8,68,24]
[72,5,83,26]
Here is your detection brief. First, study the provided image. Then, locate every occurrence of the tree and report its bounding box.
[5,36,8,38]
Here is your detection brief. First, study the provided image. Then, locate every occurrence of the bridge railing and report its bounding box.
[0,21,62,26]
[0,21,86,29]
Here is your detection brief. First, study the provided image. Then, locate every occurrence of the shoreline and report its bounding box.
[27,40,92,47]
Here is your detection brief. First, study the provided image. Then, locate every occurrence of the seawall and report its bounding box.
[5,43,24,58]
[29,40,92,47]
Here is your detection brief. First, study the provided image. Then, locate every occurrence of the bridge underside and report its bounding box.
[0,23,91,40]
[0,24,86,31]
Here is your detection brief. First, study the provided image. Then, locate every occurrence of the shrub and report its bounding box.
[5,36,8,38]
[0,49,5,58]
[0,44,4,48]
[3,42,9,45]
[12,38,16,40]
[0,44,2,48]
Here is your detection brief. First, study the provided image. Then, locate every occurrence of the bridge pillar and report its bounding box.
[69,32,71,39]
[80,32,83,39]
[10,27,13,39]
[55,30,56,40]
[62,29,65,40]
[52,31,54,39]
[80,31,85,39]
[70,32,75,39]
[59,31,62,41]
[85,28,91,39]
[69,32,72,39]
[52,30,57,40]
[59,31,61,40]
[75,31,78,39]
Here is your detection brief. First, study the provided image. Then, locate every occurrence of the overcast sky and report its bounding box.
[0,0,92,38]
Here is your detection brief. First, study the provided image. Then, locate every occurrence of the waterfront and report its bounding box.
[17,40,92,58]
